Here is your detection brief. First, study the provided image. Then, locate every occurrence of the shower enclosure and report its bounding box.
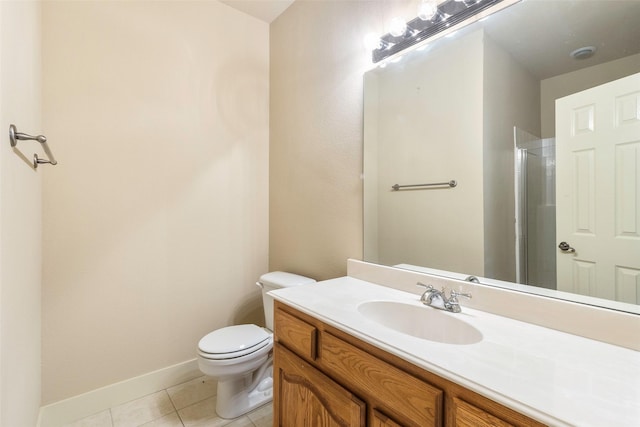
[514,127,557,289]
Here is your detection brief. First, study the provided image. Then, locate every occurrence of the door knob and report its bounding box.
[558,241,575,253]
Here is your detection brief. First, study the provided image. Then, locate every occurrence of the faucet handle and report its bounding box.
[416,282,435,303]
[449,290,472,302]
[416,282,436,295]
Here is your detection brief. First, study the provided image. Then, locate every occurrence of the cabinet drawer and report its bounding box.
[320,332,443,427]
[274,308,317,361]
[453,398,515,427]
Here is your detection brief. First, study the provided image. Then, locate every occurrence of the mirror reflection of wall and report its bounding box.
[363,0,640,311]
[364,28,540,282]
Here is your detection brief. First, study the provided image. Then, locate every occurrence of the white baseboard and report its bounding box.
[38,359,201,427]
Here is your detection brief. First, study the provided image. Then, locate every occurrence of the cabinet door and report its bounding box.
[275,343,366,427]
[452,398,515,427]
[371,410,403,427]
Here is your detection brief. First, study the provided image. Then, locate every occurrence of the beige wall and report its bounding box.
[0,1,42,425]
[270,0,419,281]
[41,1,269,404]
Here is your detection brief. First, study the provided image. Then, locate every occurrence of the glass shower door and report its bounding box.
[514,127,557,289]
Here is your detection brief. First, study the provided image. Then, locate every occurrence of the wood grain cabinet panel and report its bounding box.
[274,308,317,361]
[452,398,515,427]
[320,332,442,427]
[371,410,403,427]
[275,343,365,427]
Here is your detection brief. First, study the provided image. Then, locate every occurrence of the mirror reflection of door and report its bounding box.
[556,72,640,303]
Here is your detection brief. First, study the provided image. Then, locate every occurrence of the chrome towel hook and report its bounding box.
[34,154,55,167]
[9,124,57,169]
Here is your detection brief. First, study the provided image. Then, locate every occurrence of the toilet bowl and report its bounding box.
[197,272,315,419]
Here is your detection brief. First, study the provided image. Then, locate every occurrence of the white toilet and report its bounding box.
[197,272,315,419]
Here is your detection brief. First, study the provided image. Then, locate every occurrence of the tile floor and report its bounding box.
[65,376,272,427]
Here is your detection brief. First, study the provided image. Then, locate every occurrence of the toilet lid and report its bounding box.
[198,324,270,357]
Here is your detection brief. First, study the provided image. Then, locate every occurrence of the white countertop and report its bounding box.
[270,276,640,427]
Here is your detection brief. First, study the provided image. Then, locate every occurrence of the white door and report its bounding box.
[556,72,640,303]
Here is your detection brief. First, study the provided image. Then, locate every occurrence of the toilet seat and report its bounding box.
[198,324,271,360]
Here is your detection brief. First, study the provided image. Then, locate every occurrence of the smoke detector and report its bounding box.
[570,46,596,60]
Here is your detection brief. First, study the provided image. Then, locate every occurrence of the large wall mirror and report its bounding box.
[363,0,640,313]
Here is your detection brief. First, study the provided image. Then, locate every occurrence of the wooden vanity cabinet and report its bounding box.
[273,301,546,427]
[276,344,366,426]
[451,398,516,427]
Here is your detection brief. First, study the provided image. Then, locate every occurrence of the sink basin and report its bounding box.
[357,301,483,345]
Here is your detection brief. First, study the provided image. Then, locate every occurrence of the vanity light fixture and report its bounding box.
[418,0,438,21]
[370,0,512,63]
[389,17,408,37]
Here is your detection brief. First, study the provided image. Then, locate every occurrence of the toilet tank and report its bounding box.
[257,272,315,330]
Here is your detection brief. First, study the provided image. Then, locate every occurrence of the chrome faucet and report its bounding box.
[416,283,472,313]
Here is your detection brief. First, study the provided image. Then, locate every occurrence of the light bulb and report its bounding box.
[389,17,407,37]
[363,33,382,50]
[418,0,438,21]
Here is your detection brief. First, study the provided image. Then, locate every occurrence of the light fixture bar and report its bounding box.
[372,0,507,63]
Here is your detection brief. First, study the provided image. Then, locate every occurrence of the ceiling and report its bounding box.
[220,0,295,23]
[482,0,640,79]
